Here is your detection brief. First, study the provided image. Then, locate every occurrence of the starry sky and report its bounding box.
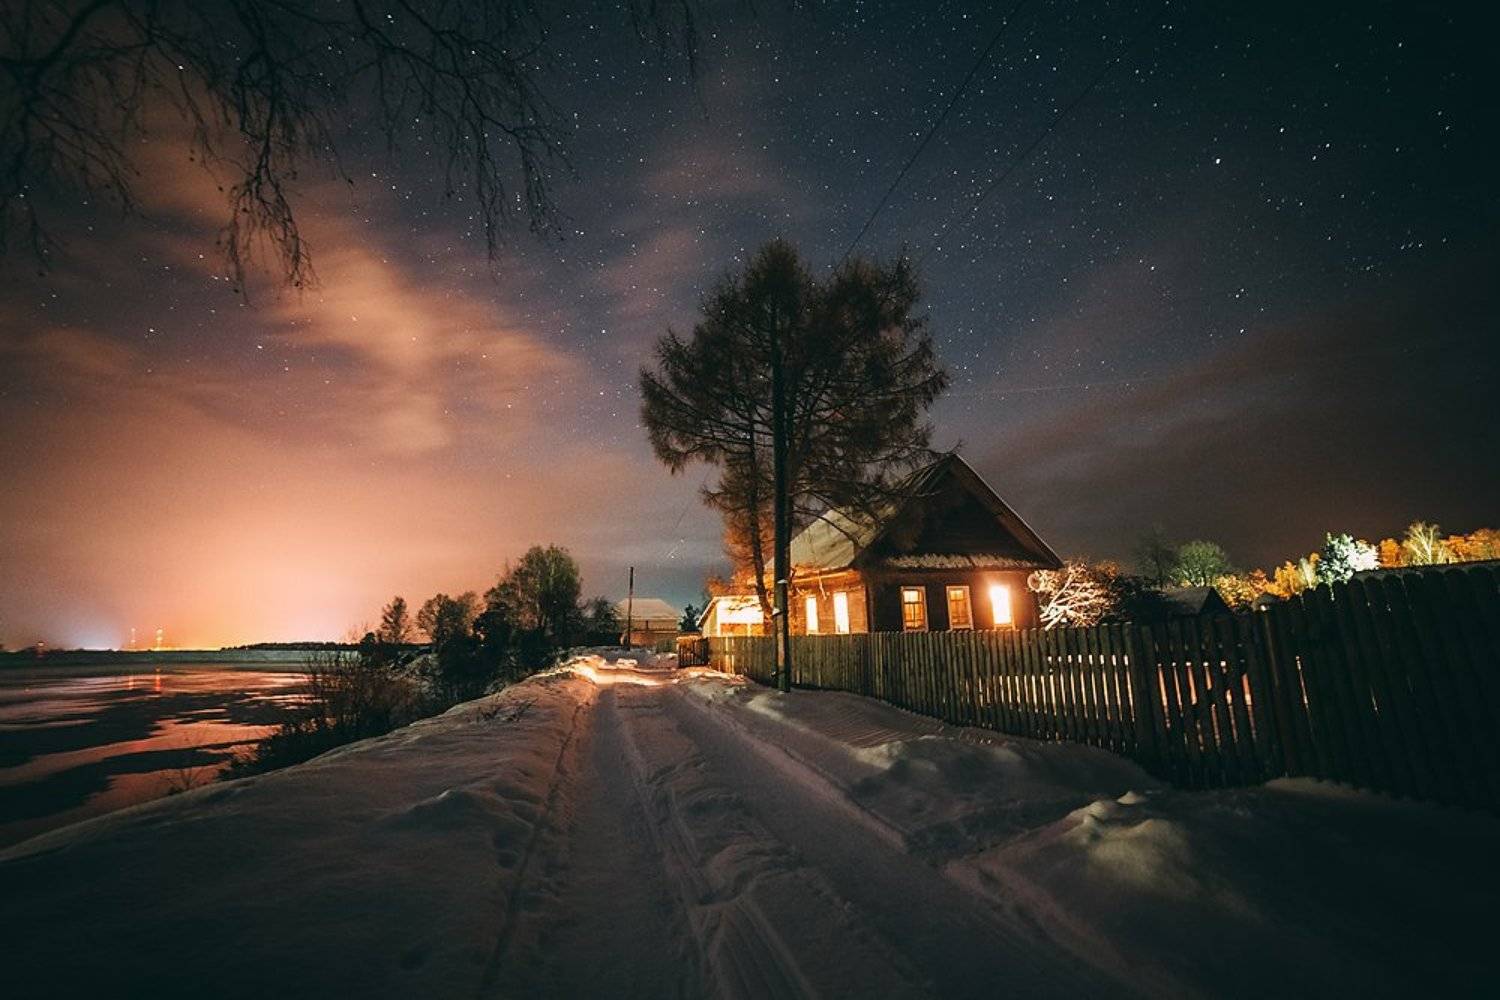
[1,0,1496,648]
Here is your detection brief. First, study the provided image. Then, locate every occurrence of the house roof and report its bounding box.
[788,453,1061,576]
[1160,586,1230,616]
[615,598,681,624]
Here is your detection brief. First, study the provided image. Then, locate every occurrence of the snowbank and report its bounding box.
[0,674,597,997]
[3,651,1492,998]
[675,672,1498,998]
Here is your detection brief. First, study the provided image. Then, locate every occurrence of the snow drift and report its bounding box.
[1,650,1492,998]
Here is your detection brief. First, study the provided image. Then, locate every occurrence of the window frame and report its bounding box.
[945,585,973,630]
[989,583,1013,628]
[832,591,851,634]
[900,586,928,632]
[804,594,820,634]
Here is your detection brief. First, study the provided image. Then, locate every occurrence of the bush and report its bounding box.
[228,649,430,777]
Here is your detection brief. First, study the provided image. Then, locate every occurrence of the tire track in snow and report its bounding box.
[476,687,592,997]
[665,685,1136,999]
[611,685,927,1000]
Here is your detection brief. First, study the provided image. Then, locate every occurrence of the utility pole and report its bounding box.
[624,566,635,651]
[770,310,793,693]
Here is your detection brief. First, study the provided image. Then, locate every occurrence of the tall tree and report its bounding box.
[376,596,412,645]
[0,0,700,283]
[1133,527,1176,587]
[1173,540,1234,587]
[1401,521,1454,566]
[487,545,582,649]
[417,592,480,651]
[640,239,948,689]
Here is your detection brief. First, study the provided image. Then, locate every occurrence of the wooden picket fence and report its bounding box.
[695,563,1500,811]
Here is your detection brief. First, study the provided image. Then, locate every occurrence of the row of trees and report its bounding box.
[363,545,618,698]
[1035,520,1498,629]
[231,544,615,777]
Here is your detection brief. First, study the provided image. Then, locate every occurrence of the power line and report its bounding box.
[840,0,1031,263]
[919,6,1162,268]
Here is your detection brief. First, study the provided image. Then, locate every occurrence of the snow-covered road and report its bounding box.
[2,651,1494,998]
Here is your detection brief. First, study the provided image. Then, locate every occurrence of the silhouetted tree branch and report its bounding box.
[0,0,702,285]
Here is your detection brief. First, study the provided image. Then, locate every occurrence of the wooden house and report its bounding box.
[614,597,683,647]
[696,594,767,637]
[788,454,1060,634]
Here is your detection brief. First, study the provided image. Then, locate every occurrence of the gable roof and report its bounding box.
[615,598,681,624]
[1160,586,1230,617]
[788,453,1061,575]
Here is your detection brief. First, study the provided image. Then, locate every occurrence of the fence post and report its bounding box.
[1126,625,1162,775]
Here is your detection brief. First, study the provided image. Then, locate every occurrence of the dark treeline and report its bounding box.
[230,544,616,776]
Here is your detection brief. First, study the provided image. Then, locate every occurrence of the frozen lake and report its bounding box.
[0,658,310,847]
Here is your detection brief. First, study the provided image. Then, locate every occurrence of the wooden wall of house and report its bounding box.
[791,569,1037,633]
[865,569,1038,632]
[791,572,869,634]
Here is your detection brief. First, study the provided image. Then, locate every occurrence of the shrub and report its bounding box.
[228,649,429,776]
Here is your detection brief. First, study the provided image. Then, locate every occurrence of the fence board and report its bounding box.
[698,565,1500,811]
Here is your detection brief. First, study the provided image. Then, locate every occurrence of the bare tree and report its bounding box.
[0,0,700,284]
[640,239,948,687]
[1027,561,1117,629]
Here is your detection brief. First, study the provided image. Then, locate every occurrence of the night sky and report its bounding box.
[2,1,1496,648]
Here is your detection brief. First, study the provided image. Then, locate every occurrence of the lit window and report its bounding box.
[989,583,1013,627]
[805,595,820,634]
[901,586,928,631]
[946,585,973,629]
[832,591,851,634]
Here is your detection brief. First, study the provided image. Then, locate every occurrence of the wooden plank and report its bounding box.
[1112,625,1135,754]
[1037,628,1057,740]
[1261,604,1315,777]
[1008,630,1027,734]
[1058,629,1082,744]
[1377,575,1479,807]
[1089,627,1112,751]
[1083,627,1102,747]
[1163,619,1203,787]
[1091,627,1113,751]
[1052,630,1074,742]
[1282,595,1344,781]
[1352,578,1444,802]
[1187,615,1229,786]
[1077,628,1100,748]
[1327,581,1402,795]
[1127,625,1163,773]
[1423,570,1500,805]
[1212,615,1259,784]
[1029,629,1048,739]
[1440,570,1500,752]
[1307,584,1388,793]
[1073,628,1094,746]
[1017,630,1039,738]
[1036,630,1056,739]
[1340,578,1418,798]
[1107,626,1127,751]
[981,631,1002,732]
[1152,620,1188,785]
[1234,614,1281,779]
[991,631,1009,732]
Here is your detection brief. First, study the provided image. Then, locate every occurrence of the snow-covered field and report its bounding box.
[1,649,1492,998]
